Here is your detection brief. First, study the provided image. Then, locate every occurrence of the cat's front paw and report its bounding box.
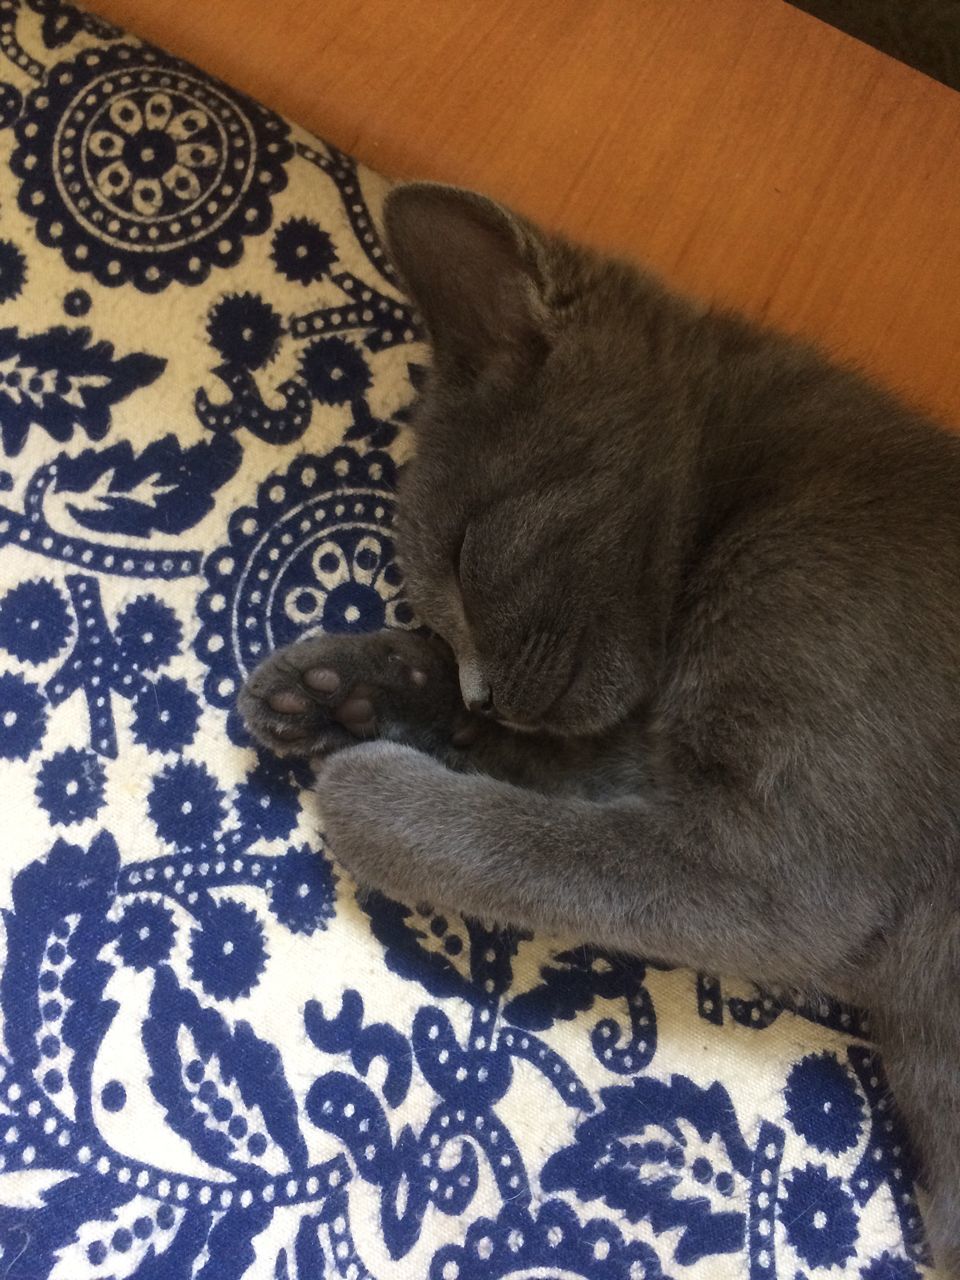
[315,741,454,900]
[316,741,524,921]
[238,630,467,758]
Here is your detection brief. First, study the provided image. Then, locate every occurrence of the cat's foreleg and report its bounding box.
[314,740,870,990]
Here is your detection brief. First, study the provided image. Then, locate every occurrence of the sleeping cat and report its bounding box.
[240,182,960,1272]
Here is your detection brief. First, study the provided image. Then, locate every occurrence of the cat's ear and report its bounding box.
[383,182,550,375]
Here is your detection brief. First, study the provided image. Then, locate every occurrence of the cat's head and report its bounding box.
[384,183,696,737]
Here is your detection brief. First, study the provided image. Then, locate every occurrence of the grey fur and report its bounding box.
[240,182,960,1271]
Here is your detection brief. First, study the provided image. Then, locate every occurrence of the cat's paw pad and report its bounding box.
[238,633,458,757]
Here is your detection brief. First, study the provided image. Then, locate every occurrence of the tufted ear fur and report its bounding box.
[383,181,551,377]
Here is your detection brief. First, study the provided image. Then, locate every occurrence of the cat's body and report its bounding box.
[240,183,960,1271]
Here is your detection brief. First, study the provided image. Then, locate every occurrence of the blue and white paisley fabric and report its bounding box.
[0,4,938,1276]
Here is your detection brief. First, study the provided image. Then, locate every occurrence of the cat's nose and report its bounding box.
[469,686,495,717]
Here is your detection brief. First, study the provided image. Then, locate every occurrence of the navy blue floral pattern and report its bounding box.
[116,898,175,970]
[0,577,71,661]
[130,674,200,751]
[35,743,105,822]
[12,42,292,291]
[0,4,935,1278]
[781,1163,860,1269]
[784,1051,866,1156]
[300,335,372,404]
[0,323,164,456]
[53,434,241,537]
[207,291,284,369]
[271,215,335,284]
[187,898,267,1000]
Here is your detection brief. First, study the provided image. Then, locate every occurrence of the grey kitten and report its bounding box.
[240,182,960,1272]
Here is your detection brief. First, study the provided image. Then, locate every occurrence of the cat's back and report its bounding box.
[692,321,960,619]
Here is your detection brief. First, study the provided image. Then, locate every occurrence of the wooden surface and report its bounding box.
[87,0,960,425]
